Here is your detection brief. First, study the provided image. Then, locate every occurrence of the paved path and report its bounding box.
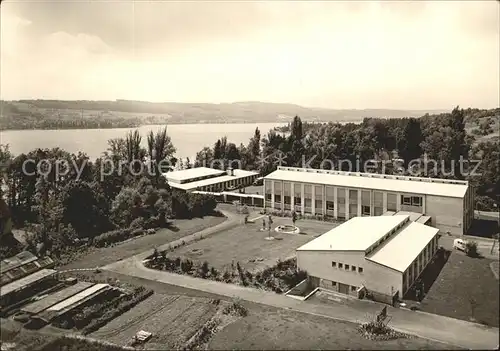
[476,211,500,220]
[105,256,499,349]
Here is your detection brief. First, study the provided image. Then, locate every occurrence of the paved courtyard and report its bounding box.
[165,217,336,272]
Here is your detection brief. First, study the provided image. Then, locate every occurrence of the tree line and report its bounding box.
[0,127,217,260]
[194,106,499,210]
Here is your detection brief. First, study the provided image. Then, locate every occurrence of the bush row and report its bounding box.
[146,255,307,294]
[72,290,127,329]
[81,287,154,335]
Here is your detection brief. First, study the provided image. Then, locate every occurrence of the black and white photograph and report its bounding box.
[0,1,499,350]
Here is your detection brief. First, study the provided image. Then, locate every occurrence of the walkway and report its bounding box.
[105,256,499,350]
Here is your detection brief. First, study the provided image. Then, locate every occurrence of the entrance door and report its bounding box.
[338,283,349,295]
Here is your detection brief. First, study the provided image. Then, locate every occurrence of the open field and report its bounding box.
[418,251,499,327]
[167,218,335,273]
[90,294,219,349]
[208,303,460,350]
[60,215,226,270]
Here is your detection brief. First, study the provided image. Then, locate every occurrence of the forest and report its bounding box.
[195,107,499,209]
[0,128,217,260]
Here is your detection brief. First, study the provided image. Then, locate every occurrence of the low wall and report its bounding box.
[285,278,310,296]
[367,290,397,305]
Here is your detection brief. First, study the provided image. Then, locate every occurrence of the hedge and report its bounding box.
[82,287,153,335]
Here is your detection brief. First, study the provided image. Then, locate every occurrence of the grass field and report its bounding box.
[208,303,460,350]
[167,218,335,273]
[90,294,219,349]
[419,251,499,327]
[60,216,226,270]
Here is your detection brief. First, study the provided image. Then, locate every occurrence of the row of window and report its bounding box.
[332,261,363,273]
[266,193,423,209]
[401,195,422,207]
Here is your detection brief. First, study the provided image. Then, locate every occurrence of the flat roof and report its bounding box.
[264,167,468,198]
[47,283,109,312]
[417,215,431,224]
[164,167,226,182]
[21,282,93,314]
[394,211,423,222]
[168,169,258,191]
[0,269,56,297]
[1,251,38,274]
[382,211,396,216]
[297,215,410,252]
[367,222,439,272]
[191,191,264,199]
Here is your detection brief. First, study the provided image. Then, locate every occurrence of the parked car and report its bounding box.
[453,238,468,252]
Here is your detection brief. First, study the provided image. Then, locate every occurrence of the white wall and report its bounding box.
[297,250,366,289]
[364,260,403,297]
[425,195,464,235]
[297,249,404,298]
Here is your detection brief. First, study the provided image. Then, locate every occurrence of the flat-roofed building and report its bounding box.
[21,281,94,315]
[1,254,55,287]
[0,268,57,306]
[264,166,473,235]
[39,283,111,322]
[296,215,440,304]
[165,167,259,192]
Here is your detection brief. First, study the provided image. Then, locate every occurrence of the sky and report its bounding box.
[1,0,499,110]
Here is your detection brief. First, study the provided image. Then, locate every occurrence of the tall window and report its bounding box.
[362,206,371,215]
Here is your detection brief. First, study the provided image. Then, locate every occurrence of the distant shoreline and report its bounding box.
[0,119,364,132]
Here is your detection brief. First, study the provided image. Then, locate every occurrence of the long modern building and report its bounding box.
[264,166,474,235]
[296,215,440,304]
[164,167,259,192]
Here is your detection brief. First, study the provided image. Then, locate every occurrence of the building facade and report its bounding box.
[165,167,259,192]
[264,166,473,235]
[296,215,440,304]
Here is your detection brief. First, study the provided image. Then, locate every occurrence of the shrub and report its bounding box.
[82,287,153,335]
[93,228,132,247]
[358,314,408,340]
[465,241,479,257]
[130,217,145,229]
[475,195,498,211]
[223,299,248,317]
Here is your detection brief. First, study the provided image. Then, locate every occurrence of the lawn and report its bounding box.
[208,303,460,350]
[418,251,499,327]
[60,215,226,270]
[167,218,335,273]
[90,294,220,349]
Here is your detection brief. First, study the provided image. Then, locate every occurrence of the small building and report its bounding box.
[164,167,259,192]
[21,281,94,316]
[0,268,58,307]
[38,283,111,323]
[264,166,473,235]
[191,191,264,207]
[296,215,439,304]
[1,252,55,287]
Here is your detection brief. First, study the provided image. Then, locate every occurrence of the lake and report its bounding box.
[0,123,286,160]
